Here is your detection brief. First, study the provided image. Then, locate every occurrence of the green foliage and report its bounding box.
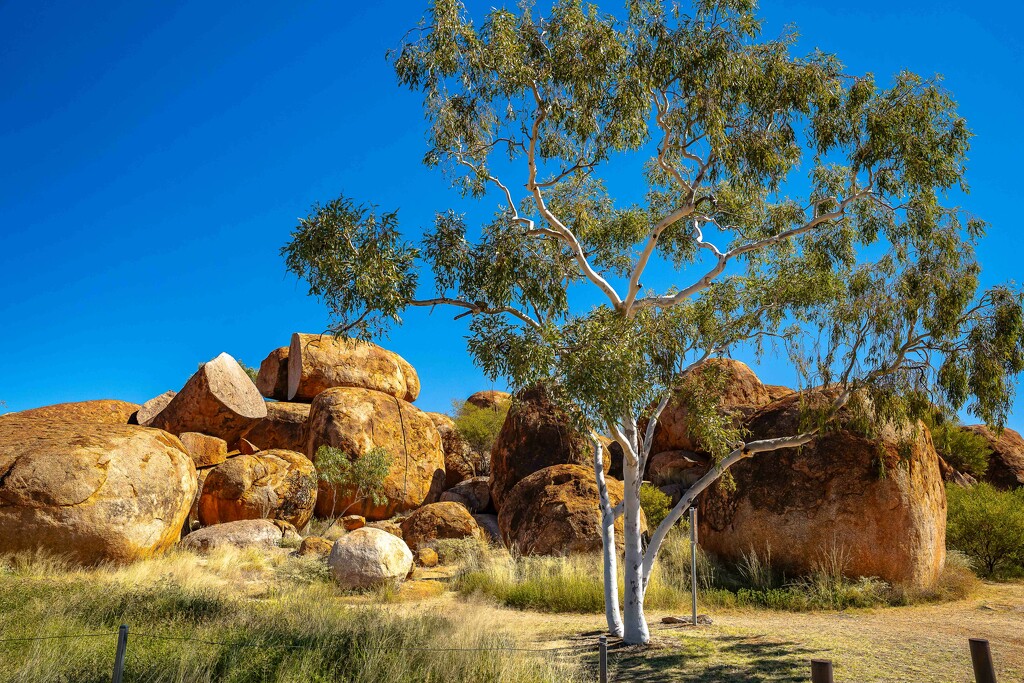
[237,360,260,384]
[929,417,992,477]
[946,483,1024,577]
[638,483,672,531]
[451,400,509,453]
[315,445,393,517]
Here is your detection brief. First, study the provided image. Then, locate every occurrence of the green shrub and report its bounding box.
[238,360,260,384]
[946,483,1024,577]
[315,445,393,519]
[638,483,672,531]
[451,400,509,453]
[930,421,992,477]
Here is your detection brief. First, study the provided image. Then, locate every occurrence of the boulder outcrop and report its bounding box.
[0,419,196,564]
[241,402,309,453]
[647,450,710,489]
[1,399,140,425]
[440,476,491,513]
[466,390,511,410]
[427,412,483,488]
[698,390,947,587]
[135,391,176,427]
[287,333,420,403]
[400,501,482,551]
[306,387,445,520]
[178,432,228,468]
[198,449,316,529]
[962,425,1024,490]
[180,519,300,552]
[328,527,413,589]
[256,346,290,401]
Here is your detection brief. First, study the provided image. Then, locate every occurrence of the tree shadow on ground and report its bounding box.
[596,631,816,683]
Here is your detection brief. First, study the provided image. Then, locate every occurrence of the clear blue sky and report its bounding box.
[2,1,1022,430]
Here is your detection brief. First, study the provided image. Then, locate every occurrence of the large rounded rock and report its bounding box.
[256,346,290,401]
[0,419,196,564]
[498,464,644,555]
[178,432,228,468]
[328,527,413,589]
[400,501,482,551]
[198,449,317,529]
[466,390,511,410]
[241,402,309,453]
[962,425,1024,490]
[180,519,300,552]
[135,391,176,426]
[0,399,140,425]
[151,353,267,444]
[306,387,445,520]
[698,390,947,587]
[489,384,593,511]
[646,359,773,455]
[427,412,484,488]
[441,476,491,512]
[288,333,420,403]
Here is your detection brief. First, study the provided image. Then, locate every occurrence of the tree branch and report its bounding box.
[409,298,542,330]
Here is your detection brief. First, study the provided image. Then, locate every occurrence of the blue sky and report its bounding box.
[1,0,1022,430]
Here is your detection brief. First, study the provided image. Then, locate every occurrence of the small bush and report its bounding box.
[315,445,393,519]
[451,400,509,454]
[930,420,992,477]
[638,483,672,531]
[946,483,1024,577]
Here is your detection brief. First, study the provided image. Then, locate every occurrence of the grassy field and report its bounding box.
[1,544,1021,682]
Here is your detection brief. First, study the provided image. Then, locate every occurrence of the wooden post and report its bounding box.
[810,659,833,683]
[969,638,997,683]
[599,635,608,683]
[111,624,129,683]
[689,506,698,626]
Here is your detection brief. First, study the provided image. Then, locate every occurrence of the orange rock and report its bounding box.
[466,390,511,410]
[135,391,176,426]
[238,438,259,455]
[427,411,483,488]
[698,389,947,588]
[342,514,366,531]
[962,425,1024,490]
[199,449,316,530]
[306,387,445,520]
[1,399,140,426]
[178,432,228,468]
[242,402,309,453]
[400,502,482,551]
[295,536,333,558]
[498,464,645,555]
[256,346,290,401]
[417,547,439,567]
[647,450,710,488]
[287,333,420,402]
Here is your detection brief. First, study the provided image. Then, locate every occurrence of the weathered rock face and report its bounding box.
[473,513,501,543]
[287,333,420,403]
[366,519,403,538]
[400,501,482,551]
[180,519,300,552]
[135,391,176,427]
[198,449,316,530]
[295,535,333,558]
[698,390,947,587]
[427,412,483,488]
[241,402,309,453]
[306,387,445,520]
[962,425,1024,490]
[151,353,267,444]
[1,399,140,426]
[256,346,290,401]
[0,419,196,564]
[178,432,228,468]
[441,476,491,513]
[187,467,212,532]
[328,527,413,589]
[466,390,511,410]
[647,450,710,488]
[489,384,593,511]
[647,358,773,455]
[498,464,644,555]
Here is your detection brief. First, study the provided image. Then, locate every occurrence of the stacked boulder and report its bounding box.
[961,425,1024,490]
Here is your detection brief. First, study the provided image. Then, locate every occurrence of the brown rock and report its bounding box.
[241,402,309,453]
[342,514,366,531]
[698,389,947,587]
[135,391,176,426]
[198,449,316,530]
[962,425,1024,490]
[647,450,710,488]
[1,399,140,426]
[473,513,501,543]
[238,438,259,455]
[441,476,491,513]
[489,384,594,511]
[0,419,196,564]
[498,464,645,555]
[466,390,511,410]
[417,547,439,567]
[295,535,333,558]
[151,353,267,444]
[178,432,228,468]
[287,333,420,403]
[256,346,290,401]
[427,412,483,488]
[181,519,300,552]
[400,501,482,551]
[366,520,403,538]
[646,359,773,455]
[306,387,445,520]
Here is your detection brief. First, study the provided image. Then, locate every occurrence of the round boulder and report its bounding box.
[498,464,644,555]
[466,390,511,410]
[489,384,593,511]
[0,399,140,425]
[180,519,300,552]
[288,333,420,402]
[400,501,482,551]
[306,387,445,520]
[698,389,947,587]
[328,527,413,589]
[441,476,491,513]
[0,419,196,564]
[198,449,316,529]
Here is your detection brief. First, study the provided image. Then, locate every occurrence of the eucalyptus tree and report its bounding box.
[283,0,1024,644]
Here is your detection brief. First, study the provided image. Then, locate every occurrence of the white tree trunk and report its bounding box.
[620,444,650,644]
[593,437,624,638]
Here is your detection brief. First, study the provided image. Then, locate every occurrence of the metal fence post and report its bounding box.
[689,506,698,626]
[599,635,608,683]
[810,659,833,683]
[111,624,128,683]
[969,638,997,683]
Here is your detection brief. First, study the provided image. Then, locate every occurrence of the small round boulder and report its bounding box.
[399,501,482,551]
[328,527,413,589]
